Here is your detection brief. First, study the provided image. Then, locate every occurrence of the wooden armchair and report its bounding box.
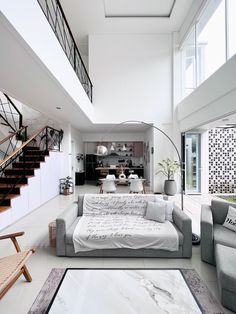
[0,232,35,299]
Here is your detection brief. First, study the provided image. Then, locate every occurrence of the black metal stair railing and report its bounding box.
[0,93,23,132]
[0,126,28,162]
[0,126,63,208]
[37,0,93,102]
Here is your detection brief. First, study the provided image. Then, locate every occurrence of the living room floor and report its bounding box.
[0,184,232,314]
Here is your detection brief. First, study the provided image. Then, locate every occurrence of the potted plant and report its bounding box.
[157,158,180,196]
[59,176,73,195]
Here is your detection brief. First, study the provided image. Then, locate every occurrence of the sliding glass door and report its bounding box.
[185,133,201,194]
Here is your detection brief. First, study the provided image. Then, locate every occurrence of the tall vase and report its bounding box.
[164,180,177,196]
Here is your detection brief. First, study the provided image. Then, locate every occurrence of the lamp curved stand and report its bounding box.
[97,120,200,244]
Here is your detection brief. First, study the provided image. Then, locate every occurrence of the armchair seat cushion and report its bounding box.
[215,244,236,312]
[0,251,33,295]
[214,224,236,249]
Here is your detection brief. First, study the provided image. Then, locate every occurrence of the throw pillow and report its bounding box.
[144,202,165,223]
[223,206,236,232]
[155,199,174,222]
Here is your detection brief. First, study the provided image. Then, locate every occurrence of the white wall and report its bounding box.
[89,34,175,192]
[177,55,236,132]
[0,1,94,129]
[71,126,84,175]
[82,132,145,142]
[60,123,84,182]
[0,151,62,231]
[89,34,172,125]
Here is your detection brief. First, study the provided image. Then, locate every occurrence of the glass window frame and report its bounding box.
[180,0,235,99]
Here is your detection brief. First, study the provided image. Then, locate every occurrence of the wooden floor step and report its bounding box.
[0,206,11,213]
[5,169,34,176]
[0,184,27,188]
[3,175,34,179]
[0,187,20,194]
[12,162,40,169]
[0,194,20,199]
[0,198,11,206]
[23,146,40,151]
[19,156,45,162]
[24,150,49,156]
[0,177,28,184]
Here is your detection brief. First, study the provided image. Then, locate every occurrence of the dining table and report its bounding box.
[99,178,146,194]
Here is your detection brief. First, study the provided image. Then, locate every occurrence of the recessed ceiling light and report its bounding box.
[56,106,61,110]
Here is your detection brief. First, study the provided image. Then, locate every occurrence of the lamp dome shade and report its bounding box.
[96,145,108,156]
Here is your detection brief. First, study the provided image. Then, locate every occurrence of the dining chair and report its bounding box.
[129,179,144,194]
[106,174,116,180]
[128,174,139,179]
[100,179,117,193]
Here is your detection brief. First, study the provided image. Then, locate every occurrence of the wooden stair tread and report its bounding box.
[0,194,20,199]
[14,161,43,163]
[0,206,11,212]
[10,168,36,170]
[0,184,28,188]
[3,175,34,178]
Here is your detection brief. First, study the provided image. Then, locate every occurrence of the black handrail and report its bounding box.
[37,0,93,102]
[4,94,23,129]
[0,93,23,131]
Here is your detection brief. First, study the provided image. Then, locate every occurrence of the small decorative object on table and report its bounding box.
[59,176,74,195]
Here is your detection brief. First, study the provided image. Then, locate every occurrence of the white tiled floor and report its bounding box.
[0,184,233,313]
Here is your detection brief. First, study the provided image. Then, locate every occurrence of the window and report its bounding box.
[197,0,226,84]
[182,30,196,97]
[180,0,236,99]
[227,0,236,58]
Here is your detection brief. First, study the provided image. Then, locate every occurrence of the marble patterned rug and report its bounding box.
[28,268,224,314]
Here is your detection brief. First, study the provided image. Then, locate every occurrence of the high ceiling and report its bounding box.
[60,0,194,55]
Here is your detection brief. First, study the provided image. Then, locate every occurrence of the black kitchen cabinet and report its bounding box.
[75,172,85,185]
[85,154,97,180]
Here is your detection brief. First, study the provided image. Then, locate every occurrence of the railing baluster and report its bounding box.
[37,0,93,102]
[46,127,48,151]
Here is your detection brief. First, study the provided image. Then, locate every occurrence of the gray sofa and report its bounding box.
[201,199,236,265]
[215,244,236,313]
[56,194,192,258]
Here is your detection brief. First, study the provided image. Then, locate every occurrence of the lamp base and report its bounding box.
[192,233,201,245]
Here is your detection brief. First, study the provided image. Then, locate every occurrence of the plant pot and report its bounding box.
[164,180,177,196]
[63,188,70,195]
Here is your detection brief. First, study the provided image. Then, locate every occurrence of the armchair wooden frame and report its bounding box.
[0,232,35,299]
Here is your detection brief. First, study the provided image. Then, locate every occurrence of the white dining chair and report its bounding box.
[100,179,116,193]
[106,174,116,180]
[128,174,139,179]
[129,179,144,194]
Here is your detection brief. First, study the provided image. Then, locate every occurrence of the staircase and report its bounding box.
[0,146,49,210]
[0,126,62,212]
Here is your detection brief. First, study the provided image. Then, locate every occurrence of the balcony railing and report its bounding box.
[37,0,93,102]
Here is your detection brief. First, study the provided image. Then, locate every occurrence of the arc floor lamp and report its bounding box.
[96,120,200,244]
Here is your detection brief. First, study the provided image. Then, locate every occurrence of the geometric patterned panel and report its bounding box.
[209,128,236,194]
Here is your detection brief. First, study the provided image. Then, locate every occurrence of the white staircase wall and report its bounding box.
[0,151,63,230]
